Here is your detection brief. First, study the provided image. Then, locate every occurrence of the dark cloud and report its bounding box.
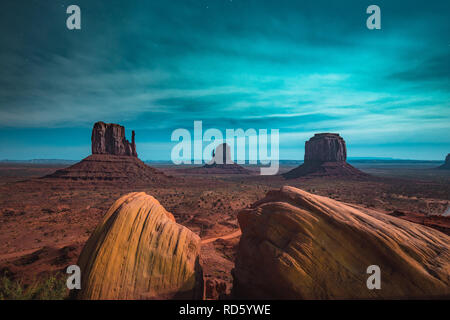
[389,54,450,85]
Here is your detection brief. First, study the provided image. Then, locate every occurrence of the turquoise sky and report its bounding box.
[0,0,449,160]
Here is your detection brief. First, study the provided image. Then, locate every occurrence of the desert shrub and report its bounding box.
[0,274,68,300]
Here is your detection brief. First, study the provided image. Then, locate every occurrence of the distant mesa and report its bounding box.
[233,186,450,299]
[283,133,366,179]
[45,122,166,182]
[437,153,450,170]
[73,192,203,299]
[206,143,233,166]
[183,143,251,174]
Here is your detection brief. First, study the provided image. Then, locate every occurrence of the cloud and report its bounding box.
[0,0,449,159]
[389,53,450,89]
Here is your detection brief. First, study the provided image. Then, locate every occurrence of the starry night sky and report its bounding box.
[0,0,449,160]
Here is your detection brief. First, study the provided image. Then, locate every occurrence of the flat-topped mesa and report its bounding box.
[438,153,450,170]
[91,122,137,157]
[283,133,365,179]
[305,133,346,163]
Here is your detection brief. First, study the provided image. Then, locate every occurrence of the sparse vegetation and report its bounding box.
[0,274,68,300]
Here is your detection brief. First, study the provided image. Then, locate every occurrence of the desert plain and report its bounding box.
[1,156,449,299]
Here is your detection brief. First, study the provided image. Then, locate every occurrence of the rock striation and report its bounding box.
[73,192,203,300]
[233,186,450,299]
[438,154,450,170]
[283,133,365,178]
[45,122,166,182]
[92,121,137,157]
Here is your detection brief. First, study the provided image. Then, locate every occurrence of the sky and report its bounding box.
[0,0,449,160]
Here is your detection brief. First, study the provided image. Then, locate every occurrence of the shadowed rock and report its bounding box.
[233,186,450,299]
[305,133,346,162]
[73,192,203,300]
[283,133,365,178]
[92,121,137,157]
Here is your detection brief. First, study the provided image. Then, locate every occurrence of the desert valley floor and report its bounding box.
[0,161,450,298]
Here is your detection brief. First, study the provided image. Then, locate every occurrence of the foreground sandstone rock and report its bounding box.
[283,133,365,178]
[74,192,203,299]
[233,186,450,299]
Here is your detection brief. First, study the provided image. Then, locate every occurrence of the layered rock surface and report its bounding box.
[438,154,450,170]
[283,133,365,178]
[233,186,450,299]
[74,192,203,300]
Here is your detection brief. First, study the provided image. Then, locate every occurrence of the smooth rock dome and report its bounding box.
[74,192,203,299]
[233,186,450,299]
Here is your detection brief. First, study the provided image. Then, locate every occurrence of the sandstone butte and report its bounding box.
[233,186,450,299]
[184,143,251,175]
[91,121,137,157]
[283,133,366,178]
[73,192,203,300]
[45,122,166,182]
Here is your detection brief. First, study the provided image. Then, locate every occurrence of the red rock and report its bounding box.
[233,186,450,299]
[91,122,137,157]
[44,122,166,183]
[283,133,365,178]
[388,210,450,235]
[305,133,346,162]
[205,278,228,300]
[45,154,167,182]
